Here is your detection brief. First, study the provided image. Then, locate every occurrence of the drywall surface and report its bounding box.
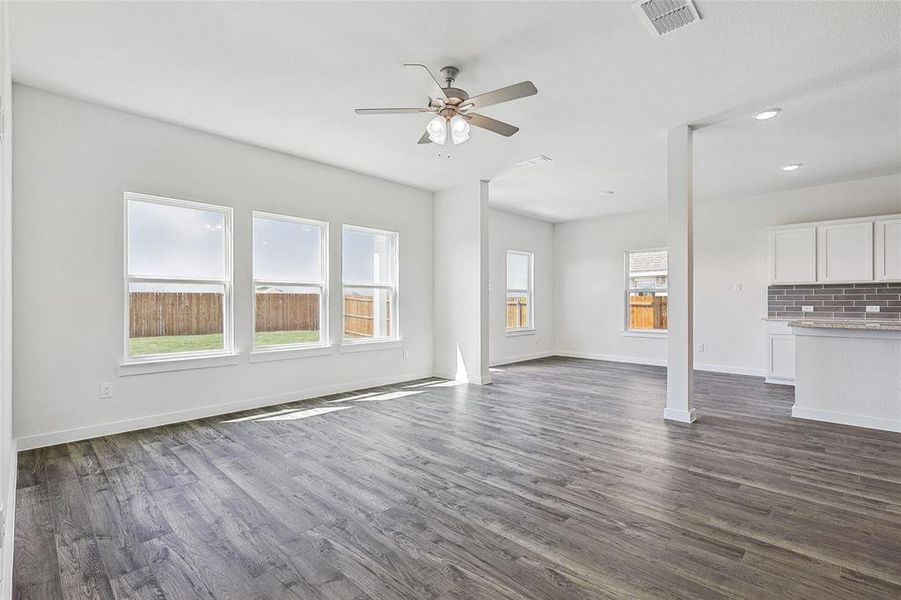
[13,85,435,446]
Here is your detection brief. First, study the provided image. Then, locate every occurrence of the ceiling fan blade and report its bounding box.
[464,113,520,137]
[403,63,448,100]
[417,131,431,144]
[463,81,537,110]
[355,107,431,115]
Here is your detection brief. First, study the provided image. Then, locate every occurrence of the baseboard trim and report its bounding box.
[554,351,764,378]
[1,440,17,600]
[791,405,901,433]
[555,350,667,367]
[694,362,764,378]
[432,372,492,385]
[489,350,555,367]
[664,407,697,423]
[765,376,795,386]
[16,370,434,450]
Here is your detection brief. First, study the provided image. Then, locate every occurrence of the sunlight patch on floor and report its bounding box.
[223,405,351,423]
[349,390,422,402]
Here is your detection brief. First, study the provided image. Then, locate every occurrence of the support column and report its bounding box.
[664,125,696,423]
[433,180,491,384]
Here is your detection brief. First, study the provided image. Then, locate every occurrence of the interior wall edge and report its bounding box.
[10,82,436,199]
[0,442,14,600]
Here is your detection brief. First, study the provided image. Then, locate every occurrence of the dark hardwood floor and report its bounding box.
[13,357,901,599]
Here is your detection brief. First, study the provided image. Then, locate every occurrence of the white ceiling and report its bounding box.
[10,1,901,222]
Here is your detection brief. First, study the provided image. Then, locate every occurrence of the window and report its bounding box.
[125,193,233,360]
[626,249,668,332]
[342,225,398,342]
[253,213,328,350]
[506,250,534,332]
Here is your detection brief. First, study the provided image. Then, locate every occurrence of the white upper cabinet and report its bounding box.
[769,227,816,284]
[768,214,901,285]
[816,221,874,283]
[875,217,901,281]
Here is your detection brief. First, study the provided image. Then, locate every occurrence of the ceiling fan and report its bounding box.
[355,64,537,146]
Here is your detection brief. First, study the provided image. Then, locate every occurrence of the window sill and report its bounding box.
[250,345,335,363]
[506,328,536,337]
[119,352,241,376]
[622,330,667,339]
[339,339,403,354]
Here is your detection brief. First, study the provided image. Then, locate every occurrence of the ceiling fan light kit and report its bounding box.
[355,64,537,147]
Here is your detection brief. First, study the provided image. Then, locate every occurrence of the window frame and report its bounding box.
[505,249,535,334]
[123,192,235,363]
[251,211,329,353]
[341,224,400,345]
[624,247,668,334]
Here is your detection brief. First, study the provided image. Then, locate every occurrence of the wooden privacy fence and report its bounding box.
[129,292,223,337]
[130,291,384,338]
[343,295,390,337]
[629,294,667,330]
[506,297,529,329]
[256,293,319,333]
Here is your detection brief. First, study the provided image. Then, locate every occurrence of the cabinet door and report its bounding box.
[875,217,901,281]
[768,334,795,382]
[816,221,873,283]
[769,227,816,284]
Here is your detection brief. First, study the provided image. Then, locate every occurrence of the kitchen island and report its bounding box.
[790,320,901,432]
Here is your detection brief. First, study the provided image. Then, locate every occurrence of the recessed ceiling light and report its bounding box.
[599,191,615,195]
[755,108,781,121]
[782,163,802,172]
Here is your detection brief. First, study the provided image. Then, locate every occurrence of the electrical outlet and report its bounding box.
[696,343,704,353]
[100,382,113,399]
[866,305,880,313]
[733,282,743,292]
[402,349,409,360]
[802,305,814,313]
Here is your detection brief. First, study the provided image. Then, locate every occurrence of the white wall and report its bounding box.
[0,0,14,593]
[555,173,901,375]
[12,85,435,447]
[433,181,489,383]
[488,208,555,365]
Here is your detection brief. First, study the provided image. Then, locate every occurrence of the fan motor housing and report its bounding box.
[442,87,469,103]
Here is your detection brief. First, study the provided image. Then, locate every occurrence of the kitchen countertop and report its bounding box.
[788,319,901,331]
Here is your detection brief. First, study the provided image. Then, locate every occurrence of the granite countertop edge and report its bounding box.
[787,319,901,332]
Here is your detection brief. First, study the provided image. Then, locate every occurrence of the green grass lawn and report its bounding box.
[129,330,319,356]
[255,330,319,347]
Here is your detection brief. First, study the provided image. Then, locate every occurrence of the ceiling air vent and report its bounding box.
[633,0,701,37]
[515,155,552,168]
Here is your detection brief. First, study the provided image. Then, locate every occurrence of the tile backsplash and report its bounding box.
[768,283,901,321]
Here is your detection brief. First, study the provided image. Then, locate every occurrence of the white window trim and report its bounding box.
[251,211,330,354]
[505,249,535,333]
[341,224,400,345]
[119,352,241,376]
[123,192,235,365]
[624,247,668,335]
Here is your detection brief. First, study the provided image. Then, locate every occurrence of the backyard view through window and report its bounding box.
[253,213,327,349]
[627,249,668,331]
[343,226,397,341]
[506,250,533,331]
[126,193,232,358]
